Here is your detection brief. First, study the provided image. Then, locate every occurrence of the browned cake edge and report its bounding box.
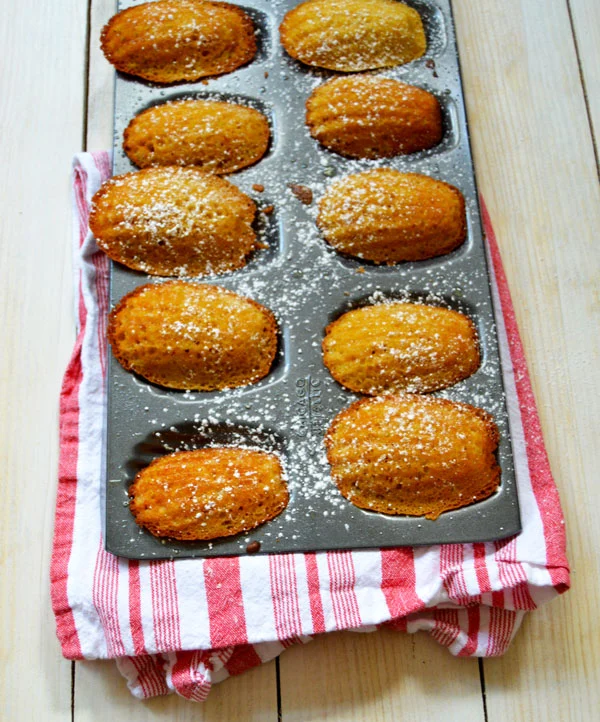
[324,395,501,518]
[107,281,279,391]
[279,2,426,72]
[89,167,259,276]
[315,172,468,264]
[100,1,257,83]
[304,78,444,159]
[321,305,481,395]
[129,448,289,540]
[122,100,271,172]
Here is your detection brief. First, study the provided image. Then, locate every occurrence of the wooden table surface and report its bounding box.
[1,0,599,719]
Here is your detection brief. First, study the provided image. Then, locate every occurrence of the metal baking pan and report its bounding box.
[104,0,521,558]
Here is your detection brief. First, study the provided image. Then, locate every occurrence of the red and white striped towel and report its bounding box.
[51,152,570,702]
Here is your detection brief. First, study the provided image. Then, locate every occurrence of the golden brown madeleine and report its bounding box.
[325,395,500,519]
[130,448,288,540]
[317,169,466,263]
[323,302,480,394]
[89,167,258,277]
[101,0,256,83]
[124,100,270,173]
[280,0,426,72]
[108,281,278,390]
[306,76,442,159]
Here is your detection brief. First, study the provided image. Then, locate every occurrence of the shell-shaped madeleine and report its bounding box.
[108,282,278,391]
[323,303,480,394]
[124,100,270,173]
[280,0,426,72]
[101,0,256,83]
[89,167,258,277]
[130,448,288,540]
[325,395,500,520]
[306,76,442,159]
[317,169,466,264]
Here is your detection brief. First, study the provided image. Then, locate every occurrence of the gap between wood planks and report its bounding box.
[74,0,92,716]
[276,657,282,722]
[71,661,76,722]
[478,658,489,722]
[82,0,93,152]
[566,0,600,181]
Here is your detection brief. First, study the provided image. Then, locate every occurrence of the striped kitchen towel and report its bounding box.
[51,152,570,702]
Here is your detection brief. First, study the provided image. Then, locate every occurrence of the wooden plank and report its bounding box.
[0,0,89,719]
[569,0,600,153]
[77,0,279,715]
[280,631,484,722]
[87,0,115,150]
[75,658,278,720]
[483,599,599,722]
[452,0,600,719]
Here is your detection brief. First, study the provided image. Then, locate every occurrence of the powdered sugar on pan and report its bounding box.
[103,0,519,560]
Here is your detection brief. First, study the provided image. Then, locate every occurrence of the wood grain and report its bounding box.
[75,658,278,720]
[452,0,600,718]
[0,0,88,719]
[280,631,484,722]
[569,0,600,153]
